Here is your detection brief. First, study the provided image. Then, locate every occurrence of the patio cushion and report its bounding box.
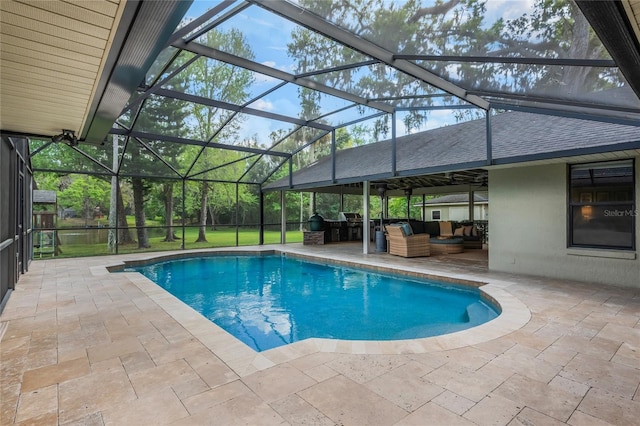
[429,237,464,244]
[439,221,454,237]
[400,223,413,236]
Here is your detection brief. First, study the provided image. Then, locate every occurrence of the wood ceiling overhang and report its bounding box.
[0,0,192,143]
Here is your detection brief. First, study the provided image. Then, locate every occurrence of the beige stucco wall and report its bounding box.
[423,205,488,221]
[488,158,639,288]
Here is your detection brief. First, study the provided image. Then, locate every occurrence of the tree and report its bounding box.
[56,175,110,224]
[289,0,622,133]
[124,52,191,244]
[184,28,256,242]
[130,177,150,248]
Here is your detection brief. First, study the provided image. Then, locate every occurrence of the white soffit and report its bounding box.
[623,0,640,42]
[0,0,126,137]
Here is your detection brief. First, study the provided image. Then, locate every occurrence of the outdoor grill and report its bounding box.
[338,212,362,224]
[338,212,363,240]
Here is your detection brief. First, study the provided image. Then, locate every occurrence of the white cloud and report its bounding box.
[250,99,274,112]
[394,117,408,137]
[236,119,274,147]
[485,0,535,23]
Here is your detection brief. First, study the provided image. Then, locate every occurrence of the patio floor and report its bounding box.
[1,243,639,425]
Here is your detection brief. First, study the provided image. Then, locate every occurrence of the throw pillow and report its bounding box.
[401,223,413,237]
[439,221,454,237]
[471,226,478,237]
[453,227,464,236]
[463,225,473,236]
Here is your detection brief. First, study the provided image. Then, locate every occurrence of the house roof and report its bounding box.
[264,110,640,193]
[421,194,488,205]
[33,190,56,204]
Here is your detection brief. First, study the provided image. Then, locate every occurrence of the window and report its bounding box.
[431,210,441,220]
[568,160,635,250]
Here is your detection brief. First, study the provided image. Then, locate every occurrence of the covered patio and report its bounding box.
[1,244,638,425]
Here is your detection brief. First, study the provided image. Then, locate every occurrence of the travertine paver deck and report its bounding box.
[1,243,639,425]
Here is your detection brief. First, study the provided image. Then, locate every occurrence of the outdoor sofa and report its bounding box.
[409,220,483,249]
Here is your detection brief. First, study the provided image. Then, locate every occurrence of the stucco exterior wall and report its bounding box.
[423,205,488,221]
[488,159,639,288]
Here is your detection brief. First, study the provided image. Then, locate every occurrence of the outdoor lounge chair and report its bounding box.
[385,224,431,258]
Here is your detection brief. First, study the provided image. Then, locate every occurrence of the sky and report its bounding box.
[173,0,539,147]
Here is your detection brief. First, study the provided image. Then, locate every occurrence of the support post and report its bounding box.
[115,176,119,254]
[469,190,475,222]
[362,180,369,254]
[181,179,186,249]
[312,192,317,213]
[486,110,493,165]
[391,112,397,176]
[331,129,336,183]
[235,183,239,246]
[259,189,264,245]
[280,190,286,244]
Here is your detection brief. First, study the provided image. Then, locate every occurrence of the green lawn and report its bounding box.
[34,226,303,259]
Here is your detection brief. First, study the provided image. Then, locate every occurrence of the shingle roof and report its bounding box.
[422,193,488,205]
[33,190,56,204]
[265,111,640,191]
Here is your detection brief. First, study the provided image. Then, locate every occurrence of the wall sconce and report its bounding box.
[52,129,78,147]
[581,205,593,219]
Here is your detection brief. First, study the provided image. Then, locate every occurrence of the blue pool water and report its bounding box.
[127,255,499,352]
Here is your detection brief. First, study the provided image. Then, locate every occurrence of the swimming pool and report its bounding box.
[127,254,499,352]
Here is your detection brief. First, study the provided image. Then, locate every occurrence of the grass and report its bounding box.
[34,226,304,259]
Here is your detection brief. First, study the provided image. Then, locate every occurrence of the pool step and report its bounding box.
[465,302,493,324]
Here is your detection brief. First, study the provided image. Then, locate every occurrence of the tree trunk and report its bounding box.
[208,205,216,231]
[162,183,177,242]
[117,184,134,244]
[132,177,150,248]
[196,181,208,242]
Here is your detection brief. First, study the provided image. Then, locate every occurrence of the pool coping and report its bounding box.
[102,247,531,378]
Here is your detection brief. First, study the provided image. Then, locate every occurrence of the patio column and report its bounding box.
[469,189,475,222]
[280,190,286,244]
[259,190,264,245]
[181,179,185,249]
[235,183,239,246]
[362,180,370,254]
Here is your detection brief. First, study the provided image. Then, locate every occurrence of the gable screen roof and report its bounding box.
[3,0,640,188]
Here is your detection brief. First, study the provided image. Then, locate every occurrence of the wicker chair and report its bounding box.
[385,224,431,257]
